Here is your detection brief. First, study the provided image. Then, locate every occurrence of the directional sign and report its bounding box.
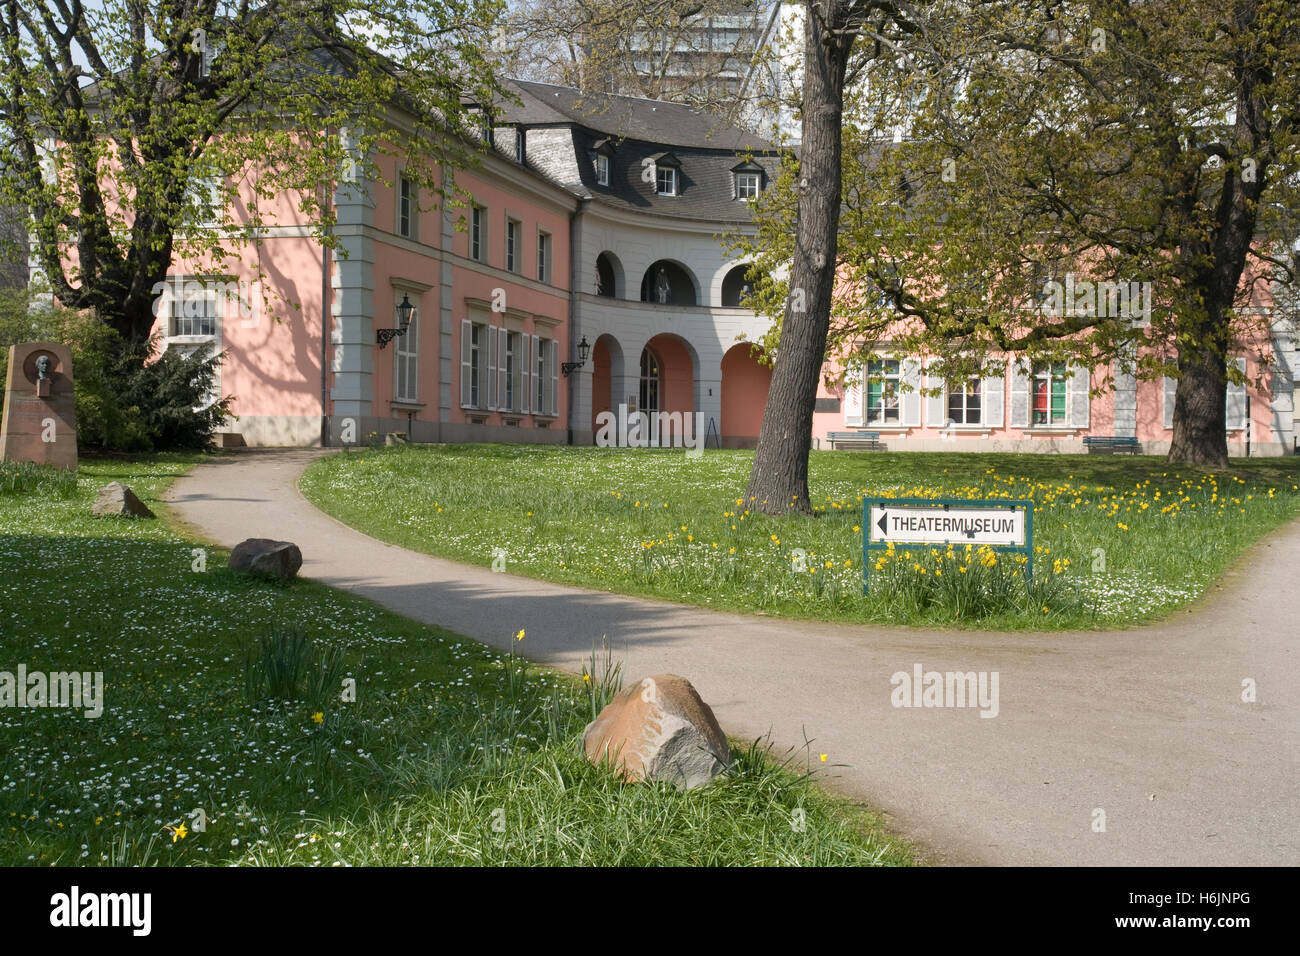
[861,497,1034,593]
[869,503,1026,547]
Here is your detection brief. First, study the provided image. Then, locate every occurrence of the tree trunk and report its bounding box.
[745,1,852,516]
[1168,345,1230,468]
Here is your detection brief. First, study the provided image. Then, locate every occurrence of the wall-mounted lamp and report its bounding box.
[561,336,591,376]
[377,293,415,348]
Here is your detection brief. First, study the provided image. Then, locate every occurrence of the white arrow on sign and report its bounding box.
[869,504,1026,547]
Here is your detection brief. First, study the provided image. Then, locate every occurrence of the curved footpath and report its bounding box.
[166,449,1299,866]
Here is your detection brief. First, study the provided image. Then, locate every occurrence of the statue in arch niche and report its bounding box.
[654,266,671,305]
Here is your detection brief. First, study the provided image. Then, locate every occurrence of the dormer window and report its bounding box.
[590,138,615,187]
[731,160,765,200]
[649,152,681,196]
[656,166,677,196]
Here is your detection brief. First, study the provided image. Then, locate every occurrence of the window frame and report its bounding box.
[655,166,677,196]
[505,217,521,273]
[594,153,610,186]
[469,205,487,262]
[865,358,902,425]
[535,338,547,413]
[735,171,760,200]
[1031,362,1069,426]
[537,230,551,283]
[397,174,415,239]
[469,322,483,408]
[394,300,419,402]
[946,376,983,426]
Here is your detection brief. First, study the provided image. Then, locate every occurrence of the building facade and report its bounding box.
[145,79,1297,456]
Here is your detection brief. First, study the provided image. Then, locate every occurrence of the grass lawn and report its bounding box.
[301,445,1300,630]
[0,456,914,866]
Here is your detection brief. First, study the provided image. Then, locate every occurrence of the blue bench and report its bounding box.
[827,431,883,450]
[1083,436,1141,454]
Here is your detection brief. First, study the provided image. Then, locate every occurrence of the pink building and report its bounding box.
[141,80,1297,456]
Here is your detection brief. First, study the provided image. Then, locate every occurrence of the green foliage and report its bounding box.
[0,1,513,342]
[0,460,77,498]
[732,0,1300,397]
[0,288,232,451]
[244,626,346,707]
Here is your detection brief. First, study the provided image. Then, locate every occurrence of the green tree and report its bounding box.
[739,0,920,514]
[0,0,508,347]
[739,0,1300,472]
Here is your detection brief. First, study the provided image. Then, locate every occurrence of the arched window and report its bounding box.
[595,253,617,297]
[639,261,696,306]
[639,347,660,413]
[721,264,762,307]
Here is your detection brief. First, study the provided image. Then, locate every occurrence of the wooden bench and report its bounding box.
[1083,436,1141,454]
[827,431,884,450]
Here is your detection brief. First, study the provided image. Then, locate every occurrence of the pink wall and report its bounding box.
[645,333,695,416]
[721,343,771,440]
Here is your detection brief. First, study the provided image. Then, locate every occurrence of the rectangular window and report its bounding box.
[865,359,901,424]
[735,172,759,199]
[185,172,222,229]
[536,339,547,412]
[947,378,982,425]
[1032,363,1069,425]
[504,332,517,411]
[167,277,220,337]
[395,308,418,401]
[470,323,482,407]
[470,206,484,261]
[506,219,520,273]
[595,153,610,186]
[656,166,676,196]
[398,176,413,238]
[537,232,551,283]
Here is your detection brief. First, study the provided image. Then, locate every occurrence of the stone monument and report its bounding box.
[0,342,78,470]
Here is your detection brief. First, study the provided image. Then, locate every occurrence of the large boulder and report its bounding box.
[583,674,731,789]
[92,482,155,519]
[228,538,302,582]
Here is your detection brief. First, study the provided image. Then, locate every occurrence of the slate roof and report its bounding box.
[496,79,785,224]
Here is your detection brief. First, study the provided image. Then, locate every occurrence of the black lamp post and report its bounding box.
[562,335,591,376]
[377,293,415,348]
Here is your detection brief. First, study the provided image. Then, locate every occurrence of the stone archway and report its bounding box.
[590,333,624,435]
[721,342,772,448]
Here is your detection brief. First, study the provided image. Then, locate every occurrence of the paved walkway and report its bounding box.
[165,449,1299,865]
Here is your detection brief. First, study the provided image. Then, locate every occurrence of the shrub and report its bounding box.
[0,288,233,451]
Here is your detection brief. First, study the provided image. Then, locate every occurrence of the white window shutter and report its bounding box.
[1226,357,1247,431]
[1067,365,1090,428]
[924,368,947,428]
[1162,375,1176,429]
[843,370,863,426]
[900,358,922,427]
[983,364,1005,428]
[460,320,472,408]
[549,340,558,416]
[487,325,498,410]
[1009,360,1030,427]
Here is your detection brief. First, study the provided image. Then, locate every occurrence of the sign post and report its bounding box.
[862,497,1033,593]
